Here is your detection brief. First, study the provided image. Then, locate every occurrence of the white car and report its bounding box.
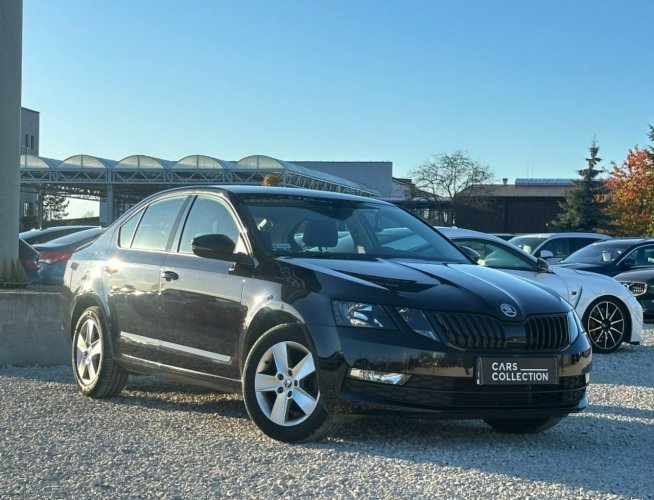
[439,227,643,353]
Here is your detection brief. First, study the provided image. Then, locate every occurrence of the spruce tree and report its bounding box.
[42,194,70,223]
[550,139,611,232]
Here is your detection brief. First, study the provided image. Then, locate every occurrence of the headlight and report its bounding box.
[396,307,441,341]
[567,309,584,343]
[333,301,395,329]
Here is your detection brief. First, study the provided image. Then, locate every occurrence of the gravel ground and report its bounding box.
[1,327,653,499]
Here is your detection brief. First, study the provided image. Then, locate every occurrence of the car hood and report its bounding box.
[614,269,654,281]
[276,257,567,321]
[554,262,612,273]
[549,266,636,301]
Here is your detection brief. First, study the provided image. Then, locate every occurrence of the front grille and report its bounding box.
[525,314,570,350]
[619,281,647,296]
[429,312,570,351]
[430,313,505,349]
[343,375,587,409]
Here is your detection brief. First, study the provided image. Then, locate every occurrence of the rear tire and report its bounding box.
[72,306,128,397]
[242,325,340,442]
[484,417,562,434]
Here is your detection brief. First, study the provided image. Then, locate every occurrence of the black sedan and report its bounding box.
[556,238,654,276]
[34,227,104,285]
[61,186,591,442]
[614,268,654,320]
[20,225,97,245]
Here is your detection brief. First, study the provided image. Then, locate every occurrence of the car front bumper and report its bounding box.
[310,324,592,419]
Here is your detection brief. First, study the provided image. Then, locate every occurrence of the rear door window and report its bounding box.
[129,197,187,251]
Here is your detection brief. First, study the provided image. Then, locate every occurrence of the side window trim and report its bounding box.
[127,195,192,253]
[172,193,250,256]
[118,208,145,249]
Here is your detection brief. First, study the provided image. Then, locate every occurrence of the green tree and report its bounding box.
[42,194,70,223]
[550,139,611,232]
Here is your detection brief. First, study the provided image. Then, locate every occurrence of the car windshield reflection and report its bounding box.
[562,244,628,264]
[239,195,468,263]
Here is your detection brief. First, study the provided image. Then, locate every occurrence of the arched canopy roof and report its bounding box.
[59,154,117,170]
[19,153,380,197]
[173,155,233,170]
[115,155,174,170]
[20,154,59,169]
[234,155,375,193]
[233,155,286,170]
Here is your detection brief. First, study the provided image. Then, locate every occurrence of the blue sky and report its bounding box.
[23,0,654,188]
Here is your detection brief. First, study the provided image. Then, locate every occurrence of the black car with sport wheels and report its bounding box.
[614,268,654,320]
[61,186,592,442]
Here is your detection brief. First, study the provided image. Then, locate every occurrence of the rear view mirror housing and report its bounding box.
[192,234,253,267]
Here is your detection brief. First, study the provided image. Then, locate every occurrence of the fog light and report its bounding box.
[349,368,411,385]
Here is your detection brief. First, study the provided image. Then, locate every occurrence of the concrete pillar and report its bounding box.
[0,0,23,284]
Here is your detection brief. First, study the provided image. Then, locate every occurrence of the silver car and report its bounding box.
[508,232,612,264]
[440,227,643,353]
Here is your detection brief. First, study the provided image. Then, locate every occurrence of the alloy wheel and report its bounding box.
[586,299,626,353]
[253,341,319,426]
[75,316,103,385]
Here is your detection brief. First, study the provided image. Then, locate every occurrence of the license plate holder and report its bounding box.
[476,357,558,385]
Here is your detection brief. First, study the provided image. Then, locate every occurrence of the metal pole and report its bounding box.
[0,0,23,285]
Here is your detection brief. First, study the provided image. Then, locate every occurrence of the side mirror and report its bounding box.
[461,246,482,263]
[620,257,637,269]
[538,250,554,259]
[536,257,550,273]
[192,234,252,266]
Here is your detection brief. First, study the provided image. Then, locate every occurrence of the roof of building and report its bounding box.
[19,153,381,199]
[463,182,574,198]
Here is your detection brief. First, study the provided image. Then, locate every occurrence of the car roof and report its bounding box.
[510,232,612,239]
[437,227,510,245]
[153,185,387,203]
[584,238,653,248]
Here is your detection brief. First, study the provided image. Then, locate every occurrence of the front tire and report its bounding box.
[484,417,562,434]
[242,325,339,442]
[72,306,128,397]
[583,298,628,354]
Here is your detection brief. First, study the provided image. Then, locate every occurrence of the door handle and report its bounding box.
[161,270,179,282]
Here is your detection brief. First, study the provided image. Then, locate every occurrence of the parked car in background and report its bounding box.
[556,239,654,277]
[61,186,592,442]
[35,227,104,285]
[20,225,97,245]
[439,227,643,353]
[614,268,654,321]
[509,233,612,264]
[19,238,40,284]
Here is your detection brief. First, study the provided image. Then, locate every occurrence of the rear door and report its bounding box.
[107,195,189,361]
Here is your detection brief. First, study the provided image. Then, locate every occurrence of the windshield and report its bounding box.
[561,242,631,264]
[507,235,546,254]
[237,195,469,263]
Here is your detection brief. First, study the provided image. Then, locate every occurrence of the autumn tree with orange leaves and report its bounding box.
[605,126,654,236]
